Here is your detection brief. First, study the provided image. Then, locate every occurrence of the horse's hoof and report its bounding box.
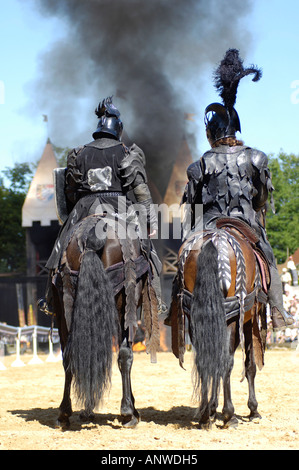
[55,417,70,429]
[121,414,140,428]
[223,416,238,429]
[80,410,95,423]
[199,419,212,431]
[249,411,261,422]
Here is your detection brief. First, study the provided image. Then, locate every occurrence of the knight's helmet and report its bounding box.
[93,96,123,140]
[205,49,262,145]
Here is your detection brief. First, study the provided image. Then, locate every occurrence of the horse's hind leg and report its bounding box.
[222,354,237,427]
[56,369,73,428]
[52,284,73,428]
[209,379,219,422]
[244,322,261,421]
[118,339,140,428]
[222,324,238,428]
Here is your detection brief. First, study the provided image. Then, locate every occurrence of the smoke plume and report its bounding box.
[31,0,253,196]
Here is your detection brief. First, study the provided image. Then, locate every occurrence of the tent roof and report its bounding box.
[22,139,58,227]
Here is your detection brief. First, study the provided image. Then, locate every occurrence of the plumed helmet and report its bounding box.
[205,49,262,145]
[205,102,241,144]
[93,96,123,140]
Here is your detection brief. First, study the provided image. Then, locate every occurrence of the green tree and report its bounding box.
[266,152,299,264]
[52,144,71,168]
[0,145,70,273]
[0,163,33,273]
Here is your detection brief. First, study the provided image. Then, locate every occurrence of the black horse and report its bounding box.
[169,218,269,428]
[50,214,159,428]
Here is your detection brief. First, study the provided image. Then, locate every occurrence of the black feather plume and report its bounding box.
[95,96,113,118]
[213,49,262,112]
[95,96,120,119]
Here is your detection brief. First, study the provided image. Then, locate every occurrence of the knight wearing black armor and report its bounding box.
[168,49,293,329]
[39,97,162,314]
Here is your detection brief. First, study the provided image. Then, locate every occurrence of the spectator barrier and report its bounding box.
[0,320,297,372]
[0,323,60,370]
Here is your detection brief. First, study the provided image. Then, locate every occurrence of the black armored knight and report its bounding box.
[40,96,162,314]
[179,49,293,329]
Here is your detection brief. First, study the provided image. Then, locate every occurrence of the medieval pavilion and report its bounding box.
[21,138,60,325]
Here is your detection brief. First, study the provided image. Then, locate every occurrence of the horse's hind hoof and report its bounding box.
[80,410,95,423]
[121,414,140,428]
[223,416,238,429]
[55,416,70,429]
[249,411,261,422]
[199,420,212,431]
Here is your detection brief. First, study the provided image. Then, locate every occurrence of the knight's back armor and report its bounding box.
[186,145,274,234]
[47,137,158,270]
[65,138,126,205]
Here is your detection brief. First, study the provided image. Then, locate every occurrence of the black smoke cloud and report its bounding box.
[31,0,253,196]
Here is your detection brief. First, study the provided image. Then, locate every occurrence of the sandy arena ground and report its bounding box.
[0,347,298,451]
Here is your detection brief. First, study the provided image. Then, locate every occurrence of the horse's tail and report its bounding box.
[191,240,228,420]
[63,247,118,412]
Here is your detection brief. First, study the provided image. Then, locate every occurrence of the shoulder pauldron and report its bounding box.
[251,149,273,186]
[119,143,147,188]
[66,146,84,184]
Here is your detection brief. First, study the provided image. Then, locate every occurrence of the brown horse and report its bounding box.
[169,218,269,429]
[50,214,159,428]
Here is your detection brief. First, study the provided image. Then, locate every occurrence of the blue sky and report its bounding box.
[0,0,298,179]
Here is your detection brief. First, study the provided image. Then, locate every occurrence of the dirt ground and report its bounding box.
[0,347,298,451]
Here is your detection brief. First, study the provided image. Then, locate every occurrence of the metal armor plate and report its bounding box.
[87,166,112,191]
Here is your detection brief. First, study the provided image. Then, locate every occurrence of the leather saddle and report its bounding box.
[216,217,259,244]
[216,217,270,292]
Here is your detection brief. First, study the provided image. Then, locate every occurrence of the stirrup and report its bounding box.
[158,302,168,316]
[157,303,171,325]
[37,298,53,316]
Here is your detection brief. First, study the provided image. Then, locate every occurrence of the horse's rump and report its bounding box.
[170,222,268,368]
[57,213,159,356]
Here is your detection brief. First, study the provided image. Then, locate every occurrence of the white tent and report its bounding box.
[22,139,58,227]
